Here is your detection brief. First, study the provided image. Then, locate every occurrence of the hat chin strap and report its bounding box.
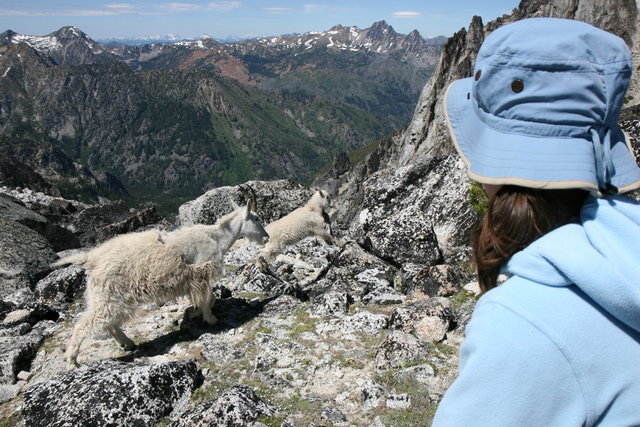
[589,127,618,196]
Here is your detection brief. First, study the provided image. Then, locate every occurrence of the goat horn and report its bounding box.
[245,185,258,212]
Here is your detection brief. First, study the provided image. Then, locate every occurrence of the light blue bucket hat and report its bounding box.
[445,17,640,195]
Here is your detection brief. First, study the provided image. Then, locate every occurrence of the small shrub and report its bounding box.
[467,181,489,215]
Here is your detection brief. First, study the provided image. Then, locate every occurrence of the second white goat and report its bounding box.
[257,189,342,271]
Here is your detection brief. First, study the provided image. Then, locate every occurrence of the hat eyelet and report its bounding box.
[474,70,482,81]
[511,79,524,93]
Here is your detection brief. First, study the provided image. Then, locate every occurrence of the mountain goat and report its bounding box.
[257,189,342,271]
[55,187,269,368]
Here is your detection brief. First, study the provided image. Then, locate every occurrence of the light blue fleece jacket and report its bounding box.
[432,195,640,426]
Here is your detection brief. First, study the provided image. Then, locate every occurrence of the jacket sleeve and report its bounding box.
[431,301,587,427]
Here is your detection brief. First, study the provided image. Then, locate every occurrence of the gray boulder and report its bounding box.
[401,263,474,297]
[0,326,48,385]
[22,359,202,427]
[94,204,164,244]
[0,217,56,299]
[0,323,49,385]
[34,266,86,309]
[305,243,397,302]
[169,384,276,427]
[321,406,349,425]
[315,291,352,315]
[232,264,299,298]
[375,330,432,371]
[0,194,80,252]
[388,298,455,342]
[351,157,478,267]
[67,200,135,247]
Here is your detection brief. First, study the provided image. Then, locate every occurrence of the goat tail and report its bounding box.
[53,252,88,267]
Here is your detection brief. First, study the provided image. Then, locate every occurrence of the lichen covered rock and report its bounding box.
[22,359,202,427]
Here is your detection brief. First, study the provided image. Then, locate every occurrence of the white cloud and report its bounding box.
[391,11,422,18]
[208,1,241,11]
[303,4,328,13]
[260,7,295,14]
[105,3,134,9]
[165,2,201,12]
[0,3,155,17]
[0,8,118,16]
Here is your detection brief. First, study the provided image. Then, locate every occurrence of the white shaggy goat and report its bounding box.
[257,189,342,271]
[55,190,269,368]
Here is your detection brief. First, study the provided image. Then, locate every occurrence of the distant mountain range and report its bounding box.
[0,22,443,210]
[97,31,448,48]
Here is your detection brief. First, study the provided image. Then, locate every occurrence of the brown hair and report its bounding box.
[473,185,588,292]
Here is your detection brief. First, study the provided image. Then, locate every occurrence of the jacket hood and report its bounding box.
[504,195,640,332]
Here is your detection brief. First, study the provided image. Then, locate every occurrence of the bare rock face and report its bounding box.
[350,156,478,267]
[94,205,163,244]
[22,359,202,427]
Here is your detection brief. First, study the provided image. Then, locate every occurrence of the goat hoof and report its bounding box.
[203,314,218,325]
[121,342,136,351]
[186,306,203,320]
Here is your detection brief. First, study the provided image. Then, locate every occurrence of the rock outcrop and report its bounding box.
[23,359,202,426]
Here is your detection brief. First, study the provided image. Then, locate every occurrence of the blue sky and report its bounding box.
[0,1,520,41]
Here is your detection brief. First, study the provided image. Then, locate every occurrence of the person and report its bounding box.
[432,18,640,426]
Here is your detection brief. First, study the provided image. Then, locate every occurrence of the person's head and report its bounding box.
[444,18,640,291]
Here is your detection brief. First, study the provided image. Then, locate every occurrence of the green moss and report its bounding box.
[38,334,65,354]
[258,415,287,427]
[278,393,324,414]
[375,371,439,426]
[431,341,456,357]
[467,181,489,215]
[242,318,275,342]
[235,292,263,300]
[288,307,320,338]
[450,289,478,310]
[380,403,438,426]
[0,413,21,427]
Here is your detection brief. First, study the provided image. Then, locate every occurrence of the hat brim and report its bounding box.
[444,77,640,194]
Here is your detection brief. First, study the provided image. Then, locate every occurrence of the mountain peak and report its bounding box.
[50,26,92,42]
[0,30,17,44]
[366,21,397,40]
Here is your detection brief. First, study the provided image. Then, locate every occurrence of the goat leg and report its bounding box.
[108,325,136,351]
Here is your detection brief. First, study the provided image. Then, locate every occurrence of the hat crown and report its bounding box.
[473,18,632,135]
